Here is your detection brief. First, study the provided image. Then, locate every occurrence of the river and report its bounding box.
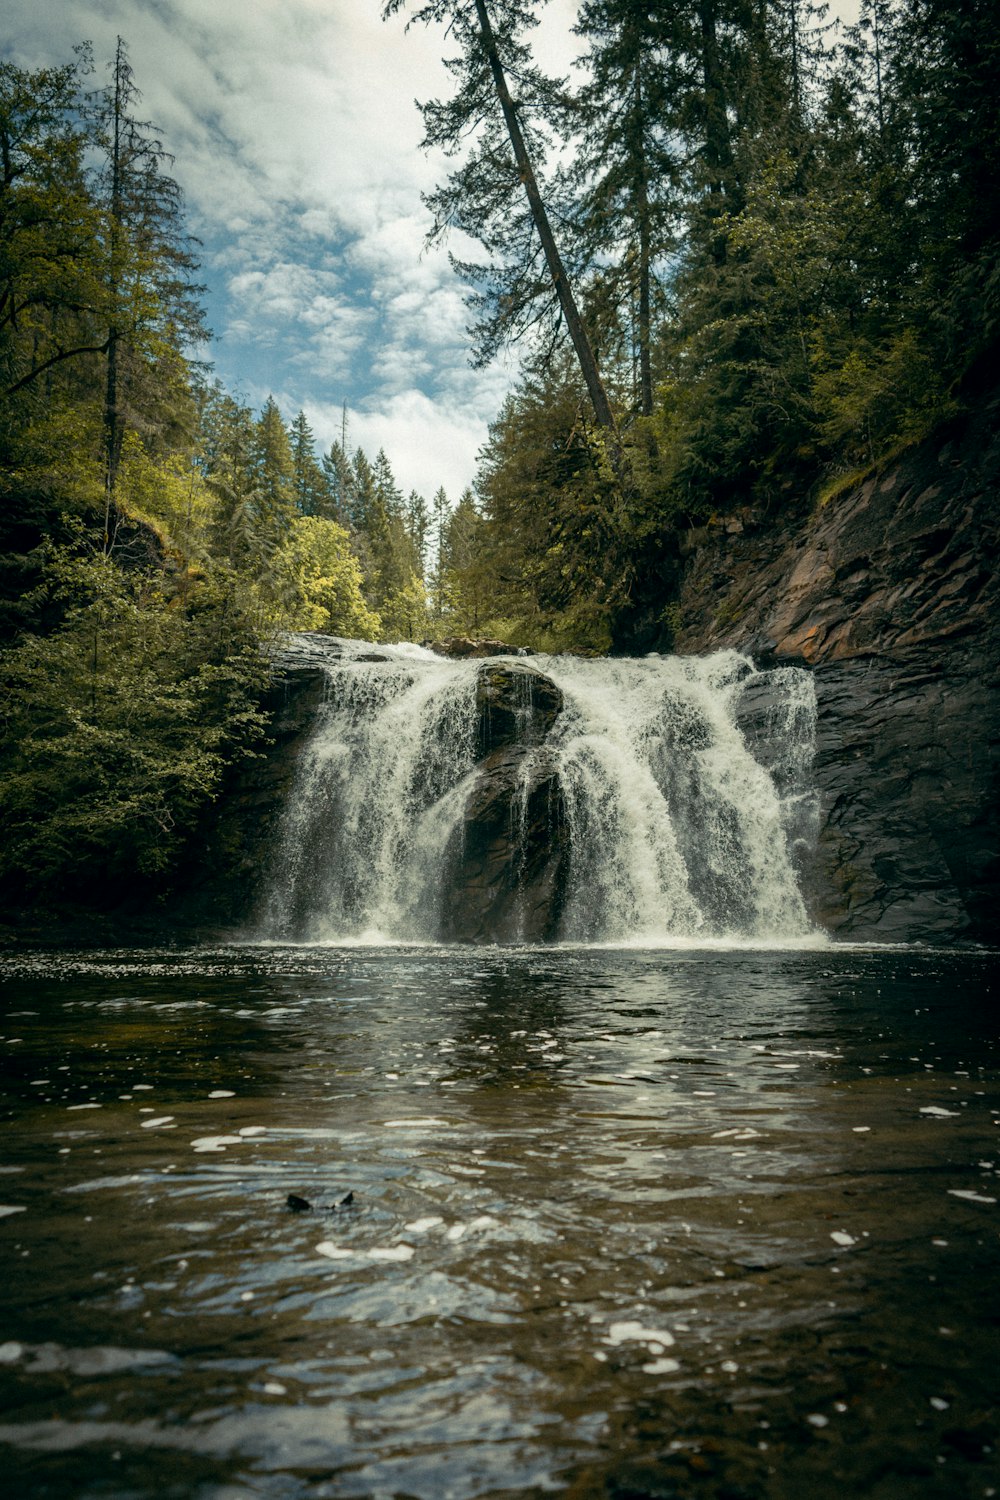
[1,944,997,1498]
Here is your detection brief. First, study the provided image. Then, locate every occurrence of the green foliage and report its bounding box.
[0,56,106,406]
[0,46,445,922]
[0,552,266,901]
[289,410,332,516]
[812,328,955,467]
[117,432,215,562]
[386,0,1000,649]
[269,516,382,639]
[468,360,629,652]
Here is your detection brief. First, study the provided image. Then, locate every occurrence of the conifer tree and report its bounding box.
[289,409,331,515]
[252,396,296,551]
[429,485,450,621]
[93,39,205,522]
[350,448,377,535]
[200,387,260,570]
[0,56,106,404]
[442,487,487,632]
[406,490,432,578]
[320,439,354,523]
[571,1,683,414]
[383,0,618,437]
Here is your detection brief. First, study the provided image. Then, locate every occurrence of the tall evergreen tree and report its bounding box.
[289,409,331,515]
[441,486,488,632]
[320,439,354,523]
[406,489,432,578]
[428,486,450,621]
[383,0,618,437]
[93,39,205,523]
[252,396,296,551]
[571,1,684,414]
[0,55,105,405]
[349,448,377,535]
[200,386,260,570]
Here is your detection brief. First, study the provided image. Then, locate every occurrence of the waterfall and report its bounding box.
[260,640,819,946]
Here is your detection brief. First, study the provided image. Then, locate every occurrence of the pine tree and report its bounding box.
[200,386,260,570]
[571,1,684,415]
[372,448,405,519]
[320,439,354,523]
[441,487,487,632]
[252,396,296,550]
[406,490,432,578]
[93,39,205,524]
[429,485,450,621]
[350,448,377,535]
[0,55,106,404]
[383,0,618,437]
[289,409,331,515]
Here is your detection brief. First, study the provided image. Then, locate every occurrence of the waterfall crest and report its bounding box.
[260,640,819,946]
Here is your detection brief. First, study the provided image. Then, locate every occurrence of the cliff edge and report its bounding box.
[673,391,1000,944]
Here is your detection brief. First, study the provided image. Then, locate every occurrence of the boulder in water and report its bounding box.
[476,661,564,756]
[427,637,532,658]
[441,744,569,943]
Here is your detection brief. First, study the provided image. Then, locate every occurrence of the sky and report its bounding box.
[5,0,859,504]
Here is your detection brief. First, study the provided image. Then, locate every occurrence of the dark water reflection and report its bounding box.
[0,946,998,1498]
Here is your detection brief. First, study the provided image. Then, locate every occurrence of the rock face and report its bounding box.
[674,390,1000,944]
[166,639,340,935]
[440,662,568,942]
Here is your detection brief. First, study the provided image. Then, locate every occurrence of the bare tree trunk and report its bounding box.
[103,38,126,550]
[473,0,618,438]
[633,59,654,418]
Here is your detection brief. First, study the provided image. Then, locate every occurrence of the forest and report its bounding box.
[1,0,997,918]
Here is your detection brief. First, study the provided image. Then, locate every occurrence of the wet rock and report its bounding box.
[475,661,564,756]
[435,662,569,941]
[427,636,532,658]
[287,1190,354,1212]
[802,651,996,941]
[441,745,569,943]
[673,386,1000,945]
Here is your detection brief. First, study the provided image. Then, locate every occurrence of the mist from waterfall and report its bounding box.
[260,641,820,946]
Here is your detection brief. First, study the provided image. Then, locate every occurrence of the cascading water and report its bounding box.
[260,639,819,945]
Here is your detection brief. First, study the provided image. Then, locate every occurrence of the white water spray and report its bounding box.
[261,640,819,945]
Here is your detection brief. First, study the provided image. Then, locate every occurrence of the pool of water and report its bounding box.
[0,945,997,1498]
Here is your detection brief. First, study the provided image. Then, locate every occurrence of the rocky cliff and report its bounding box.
[672,390,1000,944]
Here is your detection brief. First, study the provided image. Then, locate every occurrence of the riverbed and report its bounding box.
[1,945,997,1498]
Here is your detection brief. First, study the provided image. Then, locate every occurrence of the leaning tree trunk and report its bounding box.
[473,0,618,439]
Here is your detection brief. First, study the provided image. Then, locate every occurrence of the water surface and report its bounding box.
[1,945,997,1498]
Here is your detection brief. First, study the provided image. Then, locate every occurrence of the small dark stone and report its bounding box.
[942,1426,991,1461]
[286,1193,312,1212]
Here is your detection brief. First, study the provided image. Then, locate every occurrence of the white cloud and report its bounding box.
[4,0,497,498]
[347,388,492,503]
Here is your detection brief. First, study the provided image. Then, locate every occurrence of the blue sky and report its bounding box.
[5,0,859,503]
